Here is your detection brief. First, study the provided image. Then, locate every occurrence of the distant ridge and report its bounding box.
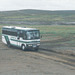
[0,9,75,25]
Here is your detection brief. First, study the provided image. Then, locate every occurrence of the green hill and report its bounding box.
[0,9,75,25]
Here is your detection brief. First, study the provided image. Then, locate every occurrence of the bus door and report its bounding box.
[17,30,20,47]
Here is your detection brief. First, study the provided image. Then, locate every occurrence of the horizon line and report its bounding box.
[0,9,75,12]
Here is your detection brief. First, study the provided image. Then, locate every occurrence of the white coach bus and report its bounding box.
[2,26,40,51]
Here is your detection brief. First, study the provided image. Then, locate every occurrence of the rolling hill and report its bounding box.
[0,9,75,25]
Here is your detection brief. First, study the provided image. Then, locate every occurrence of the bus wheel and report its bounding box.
[7,43,11,47]
[34,47,39,51]
[21,45,26,51]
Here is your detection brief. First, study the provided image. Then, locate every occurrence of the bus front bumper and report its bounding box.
[26,44,40,48]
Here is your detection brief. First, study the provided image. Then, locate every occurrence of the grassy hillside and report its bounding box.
[0,10,75,55]
[0,9,75,25]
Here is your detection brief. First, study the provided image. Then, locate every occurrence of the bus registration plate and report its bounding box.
[33,44,36,48]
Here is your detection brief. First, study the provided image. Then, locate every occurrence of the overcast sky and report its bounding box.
[0,0,75,11]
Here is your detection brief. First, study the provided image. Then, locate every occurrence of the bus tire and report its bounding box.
[7,42,11,47]
[21,45,26,51]
[34,47,39,51]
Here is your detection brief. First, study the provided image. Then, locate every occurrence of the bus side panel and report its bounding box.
[17,38,26,48]
[10,36,18,46]
[2,35,7,44]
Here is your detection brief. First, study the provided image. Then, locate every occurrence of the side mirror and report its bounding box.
[17,36,20,39]
[40,35,42,38]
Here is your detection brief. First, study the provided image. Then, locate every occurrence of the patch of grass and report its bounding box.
[0,10,75,25]
[0,26,2,35]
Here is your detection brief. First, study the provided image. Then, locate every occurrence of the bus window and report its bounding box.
[22,31,26,40]
[17,31,20,39]
[26,30,40,40]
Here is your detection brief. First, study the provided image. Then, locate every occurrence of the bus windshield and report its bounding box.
[26,30,40,40]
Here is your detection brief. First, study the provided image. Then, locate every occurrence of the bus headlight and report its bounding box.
[37,44,40,46]
[28,44,32,46]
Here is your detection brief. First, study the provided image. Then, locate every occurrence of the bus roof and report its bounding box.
[2,26,38,31]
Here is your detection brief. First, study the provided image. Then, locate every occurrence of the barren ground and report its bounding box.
[0,35,75,75]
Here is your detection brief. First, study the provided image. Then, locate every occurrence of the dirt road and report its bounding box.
[0,42,75,75]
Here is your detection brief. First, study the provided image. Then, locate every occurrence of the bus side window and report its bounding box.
[17,31,20,39]
[20,31,23,37]
[22,31,26,40]
[17,31,26,40]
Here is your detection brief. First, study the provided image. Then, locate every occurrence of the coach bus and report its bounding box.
[2,26,40,51]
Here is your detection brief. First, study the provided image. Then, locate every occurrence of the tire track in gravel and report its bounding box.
[37,48,75,69]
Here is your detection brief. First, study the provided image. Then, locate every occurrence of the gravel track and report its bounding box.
[0,36,75,75]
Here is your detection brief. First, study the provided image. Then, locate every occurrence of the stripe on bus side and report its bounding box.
[10,39,40,44]
[4,35,10,44]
